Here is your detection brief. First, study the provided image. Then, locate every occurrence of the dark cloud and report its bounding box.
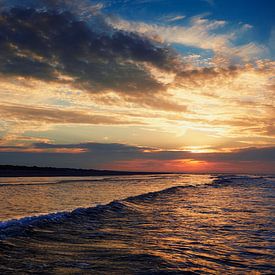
[0,142,190,168]
[0,142,274,171]
[196,147,275,162]
[175,66,240,88]
[0,5,176,96]
[32,142,191,160]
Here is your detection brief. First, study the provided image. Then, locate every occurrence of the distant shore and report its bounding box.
[0,165,170,177]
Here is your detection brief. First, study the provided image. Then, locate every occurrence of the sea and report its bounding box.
[0,174,274,274]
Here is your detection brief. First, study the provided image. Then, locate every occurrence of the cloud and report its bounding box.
[0,1,195,114]
[0,0,274,158]
[0,4,179,99]
[195,146,275,162]
[0,142,274,172]
[30,142,190,161]
[109,15,266,64]
[164,15,185,22]
[0,0,104,15]
[0,103,143,125]
[174,59,274,96]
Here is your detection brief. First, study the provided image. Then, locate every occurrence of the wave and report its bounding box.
[0,205,99,239]
[1,175,271,239]
[212,174,272,185]
[0,184,198,239]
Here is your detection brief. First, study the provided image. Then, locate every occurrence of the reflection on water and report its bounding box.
[0,174,274,274]
[0,174,211,221]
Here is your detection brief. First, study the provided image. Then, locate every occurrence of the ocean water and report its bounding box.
[0,174,274,274]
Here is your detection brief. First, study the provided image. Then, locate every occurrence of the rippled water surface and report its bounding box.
[0,174,210,221]
[0,174,274,274]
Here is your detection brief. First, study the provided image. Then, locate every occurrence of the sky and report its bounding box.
[0,0,274,173]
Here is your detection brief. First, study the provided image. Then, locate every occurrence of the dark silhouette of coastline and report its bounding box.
[0,165,169,177]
